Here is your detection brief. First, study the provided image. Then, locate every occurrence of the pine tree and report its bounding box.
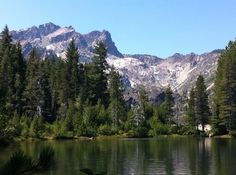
[0,25,12,61]
[57,59,70,118]
[132,104,145,127]
[56,39,82,119]
[0,47,13,113]
[38,59,53,122]
[0,27,25,115]
[0,26,13,114]
[127,103,147,137]
[162,86,174,125]
[108,66,126,126]
[138,87,153,120]
[212,54,225,135]
[65,39,80,101]
[86,42,109,106]
[187,87,196,128]
[13,43,26,115]
[213,40,236,134]
[195,75,210,131]
[46,57,60,120]
[23,48,42,117]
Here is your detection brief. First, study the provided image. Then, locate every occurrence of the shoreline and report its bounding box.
[1,134,234,145]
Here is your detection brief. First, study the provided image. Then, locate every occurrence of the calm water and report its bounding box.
[0,137,236,175]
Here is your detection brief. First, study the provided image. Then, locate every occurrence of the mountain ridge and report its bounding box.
[10,22,221,95]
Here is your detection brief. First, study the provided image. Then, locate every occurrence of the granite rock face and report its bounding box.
[11,23,222,96]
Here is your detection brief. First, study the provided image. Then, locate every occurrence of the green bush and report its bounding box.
[52,120,66,137]
[134,127,148,137]
[30,116,45,138]
[150,123,170,136]
[126,130,135,137]
[178,125,199,136]
[43,123,54,137]
[9,115,21,136]
[126,127,148,138]
[81,126,97,137]
[98,125,118,136]
[20,116,31,138]
[98,125,112,135]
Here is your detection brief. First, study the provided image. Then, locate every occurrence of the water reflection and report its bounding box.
[0,138,236,175]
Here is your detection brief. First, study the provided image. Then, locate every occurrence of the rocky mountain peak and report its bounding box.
[38,22,60,36]
[10,23,221,96]
[11,22,123,58]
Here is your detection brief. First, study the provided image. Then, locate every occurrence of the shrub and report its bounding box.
[98,125,118,136]
[81,126,97,137]
[9,115,21,136]
[30,116,45,138]
[178,125,199,136]
[20,116,31,138]
[52,120,66,137]
[126,127,148,138]
[149,117,171,136]
[229,130,236,137]
[153,123,170,135]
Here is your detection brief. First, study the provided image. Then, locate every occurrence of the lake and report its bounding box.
[0,137,236,175]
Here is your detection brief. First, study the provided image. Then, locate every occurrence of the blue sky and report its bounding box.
[0,0,235,57]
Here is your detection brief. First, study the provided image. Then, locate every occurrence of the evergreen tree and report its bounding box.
[0,47,13,113]
[13,43,26,115]
[195,75,210,131]
[23,48,42,117]
[212,53,225,135]
[0,26,26,115]
[213,40,236,134]
[0,26,12,103]
[65,39,80,101]
[56,40,82,118]
[57,59,70,118]
[46,58,60,120]
[86,42,109,106]
[108,67,126,126]
[126,103,147,137]
[0,25,12,60]
[96,99,109,126]
[132,104,145,128]
[138,87,153,120]
[162,86,174,125]
[187,87,196,128]
[38,59,53,122]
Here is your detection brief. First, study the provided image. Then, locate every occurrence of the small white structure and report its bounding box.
[197,124,211,132]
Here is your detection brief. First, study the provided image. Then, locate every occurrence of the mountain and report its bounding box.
[11,22,123,60]
[108,51,220,97]
[11,22,222,96]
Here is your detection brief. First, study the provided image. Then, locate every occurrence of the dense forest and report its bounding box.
[0,25,236,142]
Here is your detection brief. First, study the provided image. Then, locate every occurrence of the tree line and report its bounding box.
[0,25,127,138]
[180,39,236,136]
[0,25,236,140]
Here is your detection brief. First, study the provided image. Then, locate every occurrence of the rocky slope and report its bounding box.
[108,51,220,93]
[11,22,123,61]
[11,22,222,95]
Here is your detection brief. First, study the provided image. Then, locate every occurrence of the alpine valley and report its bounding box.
[11,22,222,97]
